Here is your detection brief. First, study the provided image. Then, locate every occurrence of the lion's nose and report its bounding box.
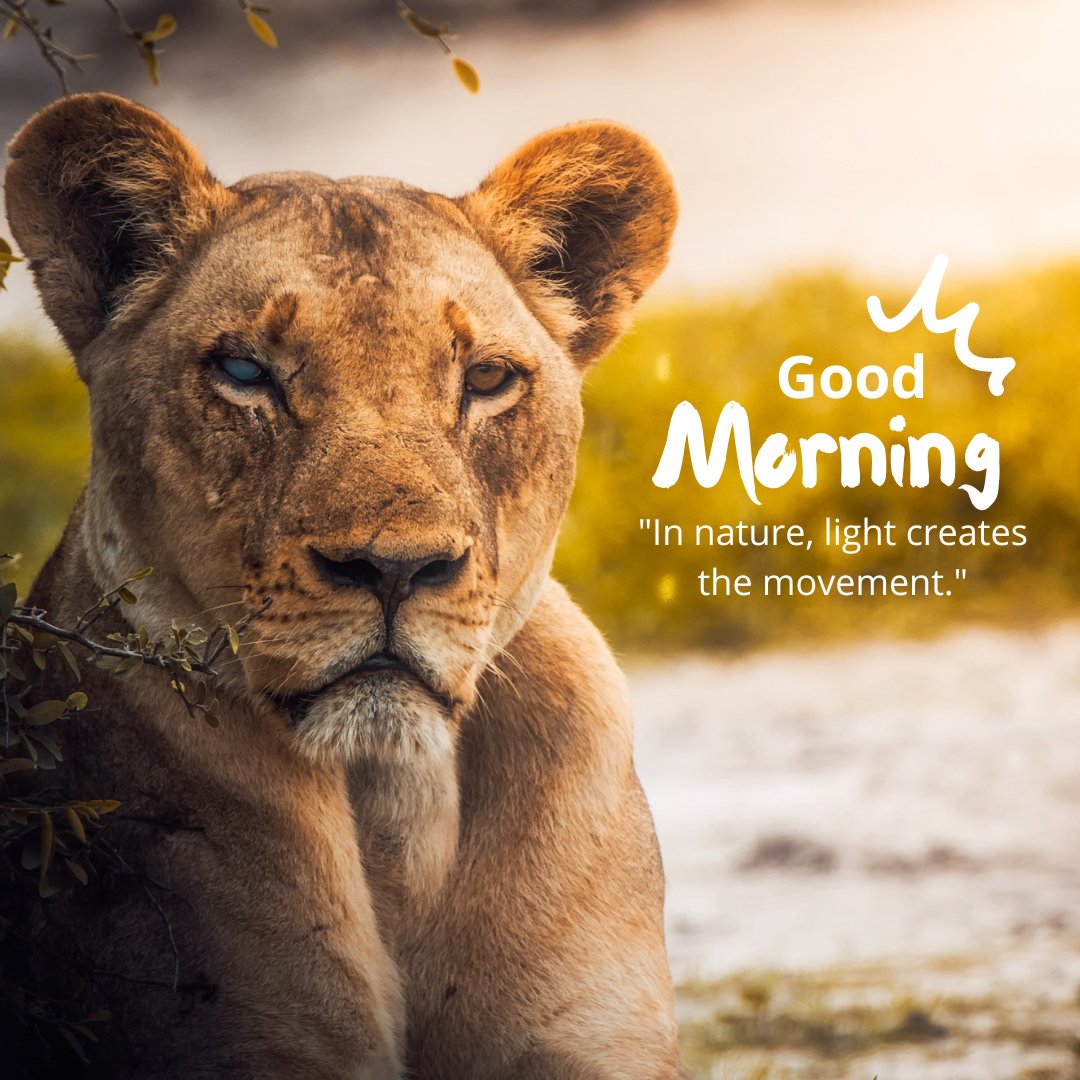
[309,544,470,623]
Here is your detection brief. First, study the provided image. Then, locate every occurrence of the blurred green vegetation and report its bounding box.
[557,264,1080,650]
[0,334,88,581]
[2,263,1079,649]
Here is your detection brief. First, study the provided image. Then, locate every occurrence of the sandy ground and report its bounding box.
[630,622,1080,1077]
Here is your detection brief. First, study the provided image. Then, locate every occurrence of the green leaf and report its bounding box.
[39,810,55,881]
[28,735,59,769]
[58,643,81,681]
[66,857,89,885]
[228,626,240,655]
[20,836,40,870]
[141,43,161,86]
[399,3,455,40]
[246,10,278,48]
[65,690,88,711]
[113,656,144,680]
[117,586,137,604]
[64,806,86,844]
[38,876,64,899]
[26,699,66,724]
[56,1024,90,1063]
[0,757,36,776]
[130,566,154,581]
[31,730,63,762]
[452,56,480,94]
[0,237,24,291]
[141,13,177,43]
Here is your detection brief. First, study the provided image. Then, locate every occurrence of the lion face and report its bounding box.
[6,94,676,764]
[100,177,584,760]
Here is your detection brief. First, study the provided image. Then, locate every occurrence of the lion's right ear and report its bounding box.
[460,122,677,367]
[4,93,230,355]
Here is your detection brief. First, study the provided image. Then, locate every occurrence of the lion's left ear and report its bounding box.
[460,122,677,366]
[5,93,230,357]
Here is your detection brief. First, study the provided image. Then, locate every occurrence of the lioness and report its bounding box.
[5,93,680,1078]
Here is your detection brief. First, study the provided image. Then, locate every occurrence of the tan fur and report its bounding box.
[5,93,681,1078]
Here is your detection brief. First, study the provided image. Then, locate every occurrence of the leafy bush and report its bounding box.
[0,558,260,1069]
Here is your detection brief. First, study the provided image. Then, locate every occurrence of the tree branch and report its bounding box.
[8,613,218,675]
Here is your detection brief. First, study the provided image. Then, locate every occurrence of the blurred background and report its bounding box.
[4,1,1080,1077]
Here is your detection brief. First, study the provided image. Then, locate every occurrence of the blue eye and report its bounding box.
[218,356,268,385]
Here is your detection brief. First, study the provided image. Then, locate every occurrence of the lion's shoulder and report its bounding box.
[467,578,633,770]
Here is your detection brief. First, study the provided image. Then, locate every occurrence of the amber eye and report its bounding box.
[464,360,516,396]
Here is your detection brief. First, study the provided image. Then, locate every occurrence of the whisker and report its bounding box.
[486,655,524,704]
[489,637,527,679]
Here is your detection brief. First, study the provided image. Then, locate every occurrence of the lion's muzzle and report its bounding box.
[309,542,471,628]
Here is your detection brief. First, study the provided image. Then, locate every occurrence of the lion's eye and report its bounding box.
[464,361,516,396]
[217,356,269,386]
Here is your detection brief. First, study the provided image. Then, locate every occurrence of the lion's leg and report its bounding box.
[375,579,681,1078]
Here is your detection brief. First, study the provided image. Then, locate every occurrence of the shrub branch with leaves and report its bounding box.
[0,1,481,287]
[0,554,268,1065]
[0,0,480,93]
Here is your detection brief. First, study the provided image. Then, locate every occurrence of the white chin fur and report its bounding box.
[289,673,453,767]
[291,674,461,900]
